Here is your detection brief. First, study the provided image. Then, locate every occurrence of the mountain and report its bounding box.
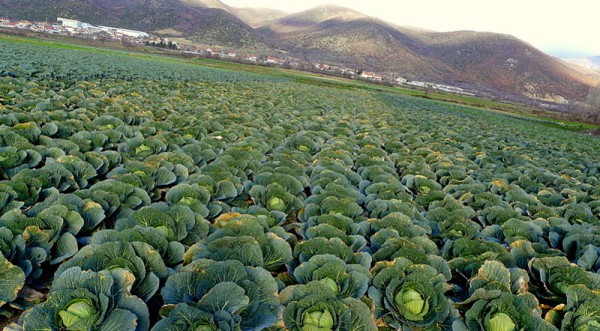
[261,16,450,78]
[260,6,595,101]
[1,0,595,101]
[0,0,268,48]
[410,31,595,102]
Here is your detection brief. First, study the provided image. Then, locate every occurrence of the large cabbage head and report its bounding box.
[457,290,558,331]
[293,254,370,299]
[281,282,376,331]
[184,214,292,271]
[369,257,452,330]
[54,241,168,302]
[248,182,304,214]
[160,259,281,330]
[0,205,84,265]
[11,267,148,331]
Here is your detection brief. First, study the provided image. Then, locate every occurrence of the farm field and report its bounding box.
[2,31,594,133]
[1,37,600,330]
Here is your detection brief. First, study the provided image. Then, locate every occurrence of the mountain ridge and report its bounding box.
[180,0,288,27]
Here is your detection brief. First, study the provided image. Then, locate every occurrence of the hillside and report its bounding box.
[412,31,595,102]
[260,6,595,101]
[0,0,268,48]
[261,17,450,78]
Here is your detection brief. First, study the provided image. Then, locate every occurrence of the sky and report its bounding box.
[222,0,600,58]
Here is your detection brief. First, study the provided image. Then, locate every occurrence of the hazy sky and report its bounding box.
[222,0,600,58]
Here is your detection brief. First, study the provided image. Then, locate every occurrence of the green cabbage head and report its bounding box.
[369,257,452,330]
[160,259,281,330]
[456,289,558,331]
[10,267,148,331]
[282,282,376,331]
[302,309,334,331]
[293,254,370,299]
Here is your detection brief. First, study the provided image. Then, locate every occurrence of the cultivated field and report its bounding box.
[1,37,600,330]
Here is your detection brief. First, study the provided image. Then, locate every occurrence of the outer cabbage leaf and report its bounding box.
[468,261,530,296]
[561,285,600,331]
[366,212,430,238]
[75,180,151,219]
[0,253,25,307]
[0,226,46,281]
[0,205,83,265]
[91,227,185,267]
[303,224,367,252]
[115,203,209,246]
[528,256,600,303]
[443,238,516,283]
[28,194,105,235]
[0,184,24,214]
[509,240,565,269]
[152,303,242,331]
[54,241,168,302]
[293,237,372,270]
[371,236,439,263]
[303,213,364,237]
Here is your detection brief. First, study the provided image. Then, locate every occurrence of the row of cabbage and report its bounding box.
[1,39,600,330]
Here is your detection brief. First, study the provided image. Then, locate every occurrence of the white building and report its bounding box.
[98,26,148,38]
[341,68,358,75]
[58,17,82,29]
[266,57,284,65]
[115,28,149,38]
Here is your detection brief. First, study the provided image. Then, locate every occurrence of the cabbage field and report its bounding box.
[1,37,600,331]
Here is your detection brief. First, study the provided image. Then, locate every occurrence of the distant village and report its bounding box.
[0,16,476,97]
